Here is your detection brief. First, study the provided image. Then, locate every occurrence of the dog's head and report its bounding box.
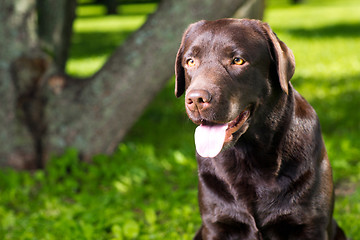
[175,19,295,158]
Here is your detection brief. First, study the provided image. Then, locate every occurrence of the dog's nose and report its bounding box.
[186,89,212,112]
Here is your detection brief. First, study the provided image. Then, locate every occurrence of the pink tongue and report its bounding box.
[195,124,228,158]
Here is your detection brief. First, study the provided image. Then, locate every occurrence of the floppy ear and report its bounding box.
[263,23,295,95]
[175,20,206,98]
[175,43,185,98]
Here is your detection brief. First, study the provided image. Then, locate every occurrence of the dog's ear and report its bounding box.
[175,42,185,98]
[175,21,206,98]
[263,23,295,95]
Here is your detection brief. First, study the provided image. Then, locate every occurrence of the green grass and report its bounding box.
[1,1,360,239]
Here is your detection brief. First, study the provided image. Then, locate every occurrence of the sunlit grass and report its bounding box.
[66,56,107,77]
[73,16,148,32]
[76,3,157,17]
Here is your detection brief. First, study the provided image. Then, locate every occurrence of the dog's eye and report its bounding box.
[232,57,245,65]
[186,58,196,67]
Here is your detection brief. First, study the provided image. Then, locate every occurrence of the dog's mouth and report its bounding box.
[194,106,252,158]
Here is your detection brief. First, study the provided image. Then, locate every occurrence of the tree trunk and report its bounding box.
[1,0,264,169]
[0,0,76,169]
[0,0,39,169]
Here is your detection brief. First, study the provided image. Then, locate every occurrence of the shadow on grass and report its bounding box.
[124,80,196,157]
[294,74,360,133]
[294,74,360,182]
[314,87,360,133]
[286,22,360,38]
[69,31,132,59]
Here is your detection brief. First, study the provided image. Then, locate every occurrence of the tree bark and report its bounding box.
[1,0,264,169]
[0,0,40,168]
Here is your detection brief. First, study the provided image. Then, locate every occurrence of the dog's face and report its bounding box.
[175,19,295,157]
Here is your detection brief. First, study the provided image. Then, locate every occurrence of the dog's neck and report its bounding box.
[249,88,294,170]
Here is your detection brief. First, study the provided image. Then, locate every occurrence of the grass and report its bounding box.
[1,0,360,239]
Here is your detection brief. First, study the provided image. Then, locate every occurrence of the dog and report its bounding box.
[175,19,347,240]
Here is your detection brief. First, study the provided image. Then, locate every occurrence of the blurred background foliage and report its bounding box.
[1,0,359,239]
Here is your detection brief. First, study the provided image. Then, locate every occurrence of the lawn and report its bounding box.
[1,0,359,239]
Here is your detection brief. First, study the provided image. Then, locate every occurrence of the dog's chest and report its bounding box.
[198,156,289,226]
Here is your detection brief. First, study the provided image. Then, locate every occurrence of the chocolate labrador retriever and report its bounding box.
[175,19,347,240]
